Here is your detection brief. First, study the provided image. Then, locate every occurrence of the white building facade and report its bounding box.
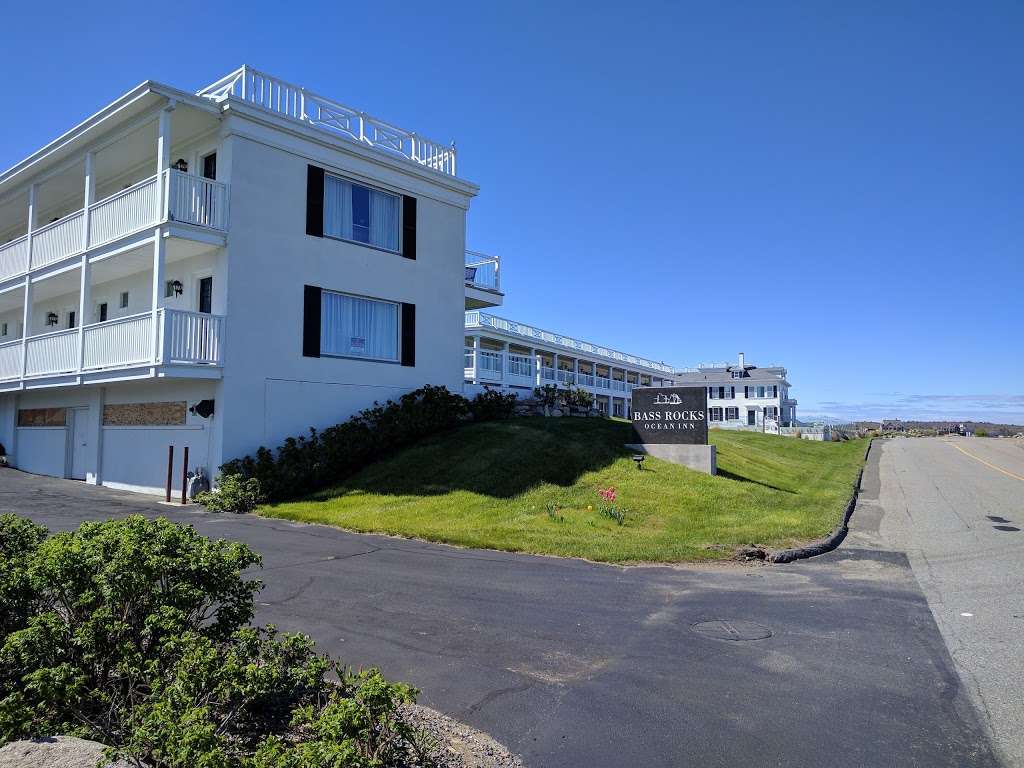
[674,353,797,429]
[464,311,676,417]
[0,66,495,495]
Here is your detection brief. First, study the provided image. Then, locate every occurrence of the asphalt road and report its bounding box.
[845,436,1024,767]
[0,444,1002,768]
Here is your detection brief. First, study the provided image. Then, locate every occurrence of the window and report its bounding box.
[727,386,735,399]
[1,323,7,336]
[708,387,718,399]
[766,406,779,419]
[710,407,723,421]
[756,386,766,398]
[67,311,76,329]
[320,290,399,361]
[731,370,743,379]
[97,303,107,322]
[120,291,129,309]
[324,175,400,251]
[726,406,738,420]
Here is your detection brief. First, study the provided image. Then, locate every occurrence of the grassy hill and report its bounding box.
[260,418,867,563]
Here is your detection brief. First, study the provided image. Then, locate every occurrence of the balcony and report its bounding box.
[0,309,224,385]
[464,251,503,310]
[0,170,228,284]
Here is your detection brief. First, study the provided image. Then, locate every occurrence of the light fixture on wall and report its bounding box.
[45,312,58,326]
[172,158,189,172]
[170,280,183,297]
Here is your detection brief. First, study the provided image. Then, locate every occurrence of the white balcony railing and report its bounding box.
[0,170,228,284]
[507,354,534,379]
[0,340,22,380]
[0,309,224,382]
[465,251,501,292]
[198,66,457,176]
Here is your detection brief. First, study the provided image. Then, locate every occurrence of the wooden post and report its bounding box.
[165,445,173,502]
[181,446,189,504]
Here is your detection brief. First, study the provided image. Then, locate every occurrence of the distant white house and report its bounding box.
[0,66,495,495]
[674,353,797,428]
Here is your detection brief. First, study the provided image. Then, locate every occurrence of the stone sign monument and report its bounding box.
[626,386,716,475]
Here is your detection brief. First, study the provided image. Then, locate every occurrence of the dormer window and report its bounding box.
[731,369,743,379]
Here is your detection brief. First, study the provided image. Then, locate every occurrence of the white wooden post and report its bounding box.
[25,184,36,270]
[77,152,95,372]
[500,341,508,384]
[573,358,579,387]
[152,104,173,363]
[470,335,479,381]
[19,278,32,378]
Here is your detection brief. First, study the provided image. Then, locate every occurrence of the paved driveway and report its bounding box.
[846,436,1024,767]
[0,446,1001,768]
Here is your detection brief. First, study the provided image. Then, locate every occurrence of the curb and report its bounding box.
[766,438,873,564]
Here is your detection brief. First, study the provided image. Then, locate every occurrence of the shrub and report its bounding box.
[533,385,559,409]
[221,385,471,502]
[469,389,517,421]
[562,387,594,410]
[194,474,263,514]
[0,515,46,644]
[0,515,431,767]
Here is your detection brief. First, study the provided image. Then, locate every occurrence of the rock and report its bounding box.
[400,704,524,768]
[734,546,767,562]
[0,737,132,768]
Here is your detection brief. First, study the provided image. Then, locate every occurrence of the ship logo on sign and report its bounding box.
[654,393,683,405]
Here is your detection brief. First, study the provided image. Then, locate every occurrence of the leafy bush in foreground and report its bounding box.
[0,515,431,768]
[222,385,517,503]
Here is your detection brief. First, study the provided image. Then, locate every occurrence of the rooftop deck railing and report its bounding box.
[464,311,675,375]
[198,66,457,177]
[0,170,228,284]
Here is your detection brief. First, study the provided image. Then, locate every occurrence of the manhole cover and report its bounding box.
[691,620,772,642]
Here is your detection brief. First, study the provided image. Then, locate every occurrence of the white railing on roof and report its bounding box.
[464,311,675,374]
[198,66,457,177]
[465,251,501,291]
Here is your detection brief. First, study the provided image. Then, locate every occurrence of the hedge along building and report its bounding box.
[463,312,677,418]
[0,66,498,495]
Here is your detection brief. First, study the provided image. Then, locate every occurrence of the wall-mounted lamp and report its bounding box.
[170,280,183,297]
[45,312,58,326]
[172,158,189,172]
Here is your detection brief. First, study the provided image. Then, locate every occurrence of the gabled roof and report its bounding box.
[675,365,790,386]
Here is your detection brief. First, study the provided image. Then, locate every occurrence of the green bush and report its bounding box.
[468,389,517,421]
[562,387,594,410]
[533,385,559,408]
[194,475,263,514]
[0,515,432,767]
[221,385,471,502]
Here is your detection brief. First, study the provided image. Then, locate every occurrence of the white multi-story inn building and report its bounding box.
[0,66,501,494]
[464,312,677,417]
[674,353,797,428]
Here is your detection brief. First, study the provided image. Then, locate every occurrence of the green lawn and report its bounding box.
[259,418,867,563]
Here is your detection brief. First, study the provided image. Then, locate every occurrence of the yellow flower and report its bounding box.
[587,505,593,511]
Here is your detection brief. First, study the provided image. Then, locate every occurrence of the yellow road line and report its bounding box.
[948,442,1024,482]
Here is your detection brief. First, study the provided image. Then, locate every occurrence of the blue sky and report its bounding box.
[2,1,1021,423]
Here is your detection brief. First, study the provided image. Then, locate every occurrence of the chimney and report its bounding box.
[738,351,745,369]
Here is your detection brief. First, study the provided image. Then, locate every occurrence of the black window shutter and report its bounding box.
[306,166,324,237]
[401,196,417,260]
[400,303,416,366]
[302,285,322,357]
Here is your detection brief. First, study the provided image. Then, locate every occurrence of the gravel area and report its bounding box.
[403,704,525,768]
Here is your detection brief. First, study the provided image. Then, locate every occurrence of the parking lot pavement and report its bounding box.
[2,457,1000,768]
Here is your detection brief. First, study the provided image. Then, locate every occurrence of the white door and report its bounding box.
[69,408,89,480]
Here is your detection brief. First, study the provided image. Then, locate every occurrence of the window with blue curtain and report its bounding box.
[320,290,399,361]
[323,174,399,251]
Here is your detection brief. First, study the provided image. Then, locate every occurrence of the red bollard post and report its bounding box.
[165,445,174,503]
[181,446,189,505]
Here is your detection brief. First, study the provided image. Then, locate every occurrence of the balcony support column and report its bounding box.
[156,102,175,218]
[150,235,166,364]
[500,341,507,385]
[573,358,579,387]
[19,278,32,378]
[553,354,559,387]
[77,152,95,372]
[25,183,37,270]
